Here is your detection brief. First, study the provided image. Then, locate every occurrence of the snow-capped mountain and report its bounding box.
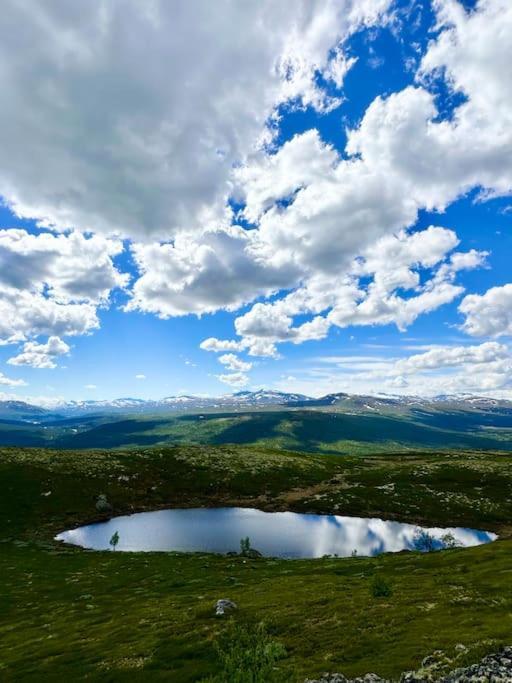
[1,390,512,419]
[54,390,313,414]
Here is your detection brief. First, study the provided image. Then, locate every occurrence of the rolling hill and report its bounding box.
[1,391,512,452]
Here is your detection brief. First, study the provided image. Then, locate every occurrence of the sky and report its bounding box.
[0,0,512,404]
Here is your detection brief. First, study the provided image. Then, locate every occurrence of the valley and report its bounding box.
[2,391,512,453]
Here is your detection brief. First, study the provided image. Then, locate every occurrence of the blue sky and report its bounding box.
[0,0,511,404]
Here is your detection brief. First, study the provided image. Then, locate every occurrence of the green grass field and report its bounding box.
[3,406,512,453]
[1,445,511,681]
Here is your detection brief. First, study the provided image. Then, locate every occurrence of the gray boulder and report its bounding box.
[305,646,512,683]
[95,494,113,513]
[215,598,237,617]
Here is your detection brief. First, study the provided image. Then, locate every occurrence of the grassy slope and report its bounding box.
[1,445,512,681]
[3,407,512,453]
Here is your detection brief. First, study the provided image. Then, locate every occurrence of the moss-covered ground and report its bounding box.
[1,445,511,681]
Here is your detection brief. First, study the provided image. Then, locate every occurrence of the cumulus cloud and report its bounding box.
[1,0,510,389]
[0,0,391,239]
[0,372,27,387]
[460,284,512,337]
[235,303,332,347]
[218,354,252,372]
[0,230,127,303]
[0,289,99,345]
[216,371,250,388]
[142,0,510,348]
[127,226,298,317]
[233,130,338,225]
[391,340,512,395]
[395,341,509,372]
[200,338,245,354]
[276,341,512,398]
[8,336,70,369]
[0,230,126,346]
[214,226,484,356]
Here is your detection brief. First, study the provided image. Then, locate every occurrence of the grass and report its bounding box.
[1,444,511,681]
[2,407,512,453]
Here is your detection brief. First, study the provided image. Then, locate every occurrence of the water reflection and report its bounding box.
[55,507,496,558]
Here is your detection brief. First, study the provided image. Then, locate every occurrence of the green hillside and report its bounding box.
[2,406,512,453]
[1,445,512,680]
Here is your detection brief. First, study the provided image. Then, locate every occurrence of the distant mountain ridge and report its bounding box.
[2,389,512,421]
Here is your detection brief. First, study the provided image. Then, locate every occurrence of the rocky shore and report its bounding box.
[305,645,512,682]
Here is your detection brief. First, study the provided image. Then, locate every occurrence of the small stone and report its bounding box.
[95,494,113,513]
[215,598,237,617]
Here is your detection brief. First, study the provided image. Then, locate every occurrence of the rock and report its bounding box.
[243,548,263,559]
[421,655,437,668]
[304,675,348,683]
[306,646,512,683]
[304,674,384,683]
[95,494,113,513]
[215,599,237,617]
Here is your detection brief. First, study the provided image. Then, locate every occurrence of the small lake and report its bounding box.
[55,507,497,558]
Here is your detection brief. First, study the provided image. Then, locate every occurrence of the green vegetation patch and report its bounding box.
[1,445,511,681]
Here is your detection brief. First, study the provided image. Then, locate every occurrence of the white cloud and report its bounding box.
[459,284,512,337]
[110,0,512,360]
[233,130,338,224]
[0,0,391,239]
[216,371,250,388]
[127,226,298,317]
[0,230,126,345]
[0,372,27,387]
[223,226,480,356]
[0,290,99,345]
[8,336,70,369]
[218,354,252,372]
[186,0,510,350]
[1,0,510,379]
[0,230,127,303]
[200,338,245,353]
[84,384,97,390]
[417,0,512,197]
[325,50,357,89]
[135,374,146,380]
[208,0,512,351]
[0,390,66,406]
[395,341,509,372]
[275,341,512,398]
[235,302,332,347]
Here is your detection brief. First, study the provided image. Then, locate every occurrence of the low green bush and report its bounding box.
[203,621,288,683]
[371,576,392,598]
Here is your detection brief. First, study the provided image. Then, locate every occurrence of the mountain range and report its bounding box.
[1,389,511,421]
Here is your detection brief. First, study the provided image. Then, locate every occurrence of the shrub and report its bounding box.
[440,532,461,549]
[240,537,251,555]
[109,530,120,551]
[371,576,392,598]
[413,529,436,552]
[96,494,113,513]
[204,621,288,683]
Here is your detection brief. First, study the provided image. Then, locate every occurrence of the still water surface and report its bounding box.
[55,507,496,558]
